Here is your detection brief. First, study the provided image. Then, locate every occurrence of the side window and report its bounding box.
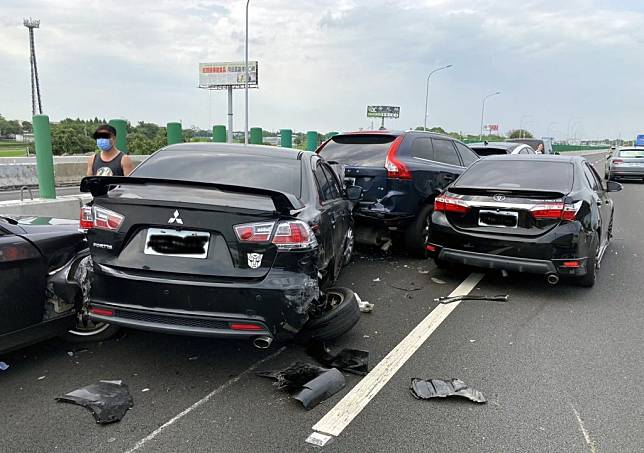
[411,137,434,161]
[432,139,461,166]
[321,164,342,199]
[583,164,599,191]
[588,165,606,192]
[455,142,478,166]
[313,165,331,202]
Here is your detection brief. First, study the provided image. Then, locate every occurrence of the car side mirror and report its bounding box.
[346,185,363,201]
[606,181,623,192]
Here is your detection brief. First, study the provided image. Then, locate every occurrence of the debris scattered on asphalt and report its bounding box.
[431,277,446,285]
[257,362,346,410]
[188,356,199,361]
[141,388,150,392]
[390,281,423,292]
[372,277,381,282]
[380,240,392,252]
[418,269,430,274]
[67,351,75,357]
[305,432,334,447]
[469,339,477,343]
[363,335,370,338]
[307,342,369,375]
[435,294,509,304]
[354,293,374,313]
[410,378,486,404]
[56,380,134,424]
[37,375,46,380]
[0,361,9,371]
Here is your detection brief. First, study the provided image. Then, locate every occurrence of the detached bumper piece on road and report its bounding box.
[410,378,486,404]
[56,380,134,424]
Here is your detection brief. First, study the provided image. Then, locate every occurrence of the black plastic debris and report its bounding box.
[56,380,134,424]
[390,281,424,292]
[435,294,509,304]
[257,362,346,410]
[410,378,486,403]
[307,342,369,376]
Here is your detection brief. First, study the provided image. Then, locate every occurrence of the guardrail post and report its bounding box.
[306,131,318,151]
[108,119,128,154]
[32,114,56,199]
[250,127,263,145]
[280,129,293,148]
[166,122,182,145]
[213,125,227,143]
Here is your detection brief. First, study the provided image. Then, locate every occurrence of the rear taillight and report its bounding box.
[612,159,623,165]
[530,202,579,221]
[230,323,263,331]
[89,307,114,317]
[434,195,470,214]
[233,220,317,250]
[384,136,411,180]
[79,206,124,231]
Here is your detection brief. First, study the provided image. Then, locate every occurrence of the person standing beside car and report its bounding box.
[86,124,134,176]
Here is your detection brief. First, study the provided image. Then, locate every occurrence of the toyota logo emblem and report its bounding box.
[493,194,506,202]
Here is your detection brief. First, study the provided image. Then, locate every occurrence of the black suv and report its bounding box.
[317,130,479,256]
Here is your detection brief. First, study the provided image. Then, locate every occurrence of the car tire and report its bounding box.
[433,257,449,269]
[405,203,433,258]
[62,321,120,343]
[576,233,599,288]
[296,287,360,343]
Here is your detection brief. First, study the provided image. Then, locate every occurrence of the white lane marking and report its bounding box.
[311,272,484,438]
[125,347,286,453]
[571,405,598,453]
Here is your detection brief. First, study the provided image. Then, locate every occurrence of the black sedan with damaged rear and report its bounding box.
[427,155,622,287]
[80,144,362,347]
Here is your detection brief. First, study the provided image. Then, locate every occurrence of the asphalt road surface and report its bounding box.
[2,151,641,453]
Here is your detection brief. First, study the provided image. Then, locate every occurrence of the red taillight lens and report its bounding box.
[426,244,437,252]
[434,195,470,214]
[80,206,94,229]
[530,202,579,221]
[272,221,317,249]
[80,206,124,231]
[384,136,411,180]
[562,260,581,268]
[89,307,114,317]
[230,323,263,331]
[234,222,275,242]
[612,159,623,164]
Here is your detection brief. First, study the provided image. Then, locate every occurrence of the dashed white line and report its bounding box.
[125,347,286,453]
[310,272,484,439]
[571,404,598,453]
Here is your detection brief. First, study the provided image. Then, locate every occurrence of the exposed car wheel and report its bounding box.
[62,318,120,343]
[342,227,354,266]
[576,233,599,288]
[405,203,433,258]
[296,287,360,343]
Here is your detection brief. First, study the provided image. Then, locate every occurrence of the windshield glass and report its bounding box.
[319,134,397,166]
[618,149,644,158]
[455,160,574,192]
[471,147,509,156]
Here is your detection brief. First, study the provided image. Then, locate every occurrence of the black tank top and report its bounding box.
[92,152,124,176]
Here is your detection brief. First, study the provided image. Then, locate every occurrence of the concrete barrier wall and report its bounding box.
[0,194,92,220]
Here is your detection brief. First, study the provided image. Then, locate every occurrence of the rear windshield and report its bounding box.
[132,150,302,197]
[471,147,509,156]
[455,160,574,192]
[618,149,644,158]
[319,134,397,166]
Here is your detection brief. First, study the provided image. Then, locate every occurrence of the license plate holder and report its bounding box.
[478,210,518,228]
[144,228,210,258]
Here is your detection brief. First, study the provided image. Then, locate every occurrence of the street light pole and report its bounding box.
[244,0,250,145]
[479,91,500,140]
[423,64,452,130]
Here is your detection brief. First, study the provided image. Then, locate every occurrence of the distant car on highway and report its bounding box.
[468,141,536,156]
[605,147,644,181]
[80,144,362,348]
[316,130,479,256]
[506,138,554,154]
[427,155,622,287]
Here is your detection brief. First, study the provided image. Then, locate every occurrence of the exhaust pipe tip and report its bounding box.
[252,336,273,349]
[546,273,560,285]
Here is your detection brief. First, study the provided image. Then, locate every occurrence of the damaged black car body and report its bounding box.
[81,144,362,345]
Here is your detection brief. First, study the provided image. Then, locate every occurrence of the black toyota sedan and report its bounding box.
[80,144,361,346]
[427,155,622,287]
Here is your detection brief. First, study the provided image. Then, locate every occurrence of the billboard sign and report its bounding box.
[367,105,400,118]
[484,124,499,133]
[636,134,644,146]
[198,62,258,89]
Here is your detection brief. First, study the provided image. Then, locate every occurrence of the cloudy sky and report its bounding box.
[1,0,643,139]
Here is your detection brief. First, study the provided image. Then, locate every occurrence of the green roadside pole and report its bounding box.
[280,129,293,148]
[108,119,128,153]
[306,131,318,151]
[166,122,182,145]
[213,125,227,143]
[32,114,56,199]
[250,127,263,145]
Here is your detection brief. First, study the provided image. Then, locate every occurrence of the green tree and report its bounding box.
[508,129,534,139]
[21,121,32,133]
[51,125,95,155]
[134,121,161,140]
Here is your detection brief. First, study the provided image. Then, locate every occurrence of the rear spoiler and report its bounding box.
[80,176,304,215]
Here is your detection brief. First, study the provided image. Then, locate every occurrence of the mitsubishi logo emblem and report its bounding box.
[168,210,183,225]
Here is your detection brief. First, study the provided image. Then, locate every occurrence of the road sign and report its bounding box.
[484,124,499,133]
[636,134,644,146]
[198,62,258,89]
[367,106,400,119]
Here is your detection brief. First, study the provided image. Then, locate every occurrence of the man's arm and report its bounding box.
[86,154,96,176]
[121,155,135,176]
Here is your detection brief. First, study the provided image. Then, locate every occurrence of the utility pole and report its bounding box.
[244,0,250,145]
[24,18,43,116]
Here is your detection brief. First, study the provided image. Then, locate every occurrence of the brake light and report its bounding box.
[234,222,275,242]
[434,195,470,214]
[384,136,411,179]
[530,202,579,221]
[612,159,623,164]
[89,307,114,317]
[79,206,124,231]
[230,323,263,331]
[271,220,317,250]
[562,261,581,268]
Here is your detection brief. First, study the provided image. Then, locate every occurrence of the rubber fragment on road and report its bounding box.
[56,380,134,424]
[410,378,486,403]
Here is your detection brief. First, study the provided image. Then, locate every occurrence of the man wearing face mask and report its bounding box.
[86,124,134,176]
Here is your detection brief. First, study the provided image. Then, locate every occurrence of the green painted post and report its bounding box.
[326,131,339,139]
[108,119,128,153]
[213,125,227,143]
[306,131,318,151]
[32,115,56,199]
[280,129,293,148]
[250,127,263,145]
[167,122,182,145]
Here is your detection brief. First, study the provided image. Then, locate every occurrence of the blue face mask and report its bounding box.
[96,138,112,151]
